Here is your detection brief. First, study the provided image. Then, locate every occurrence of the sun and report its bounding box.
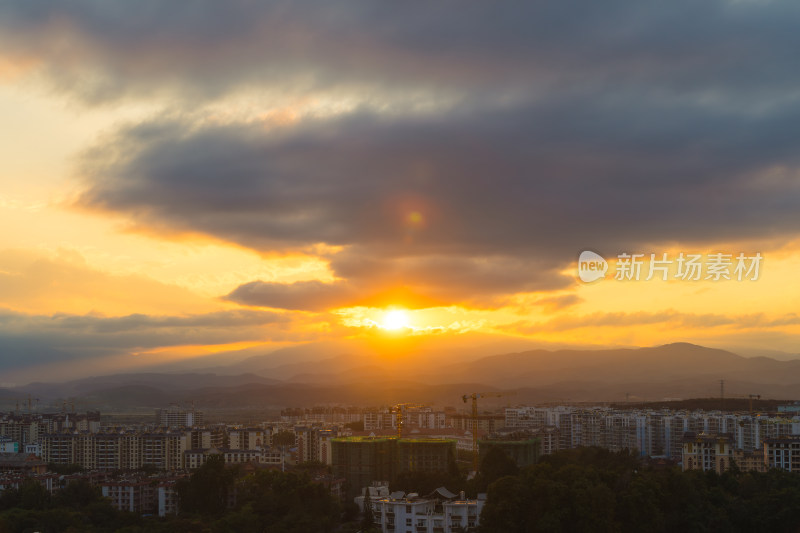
[382,309,411,330]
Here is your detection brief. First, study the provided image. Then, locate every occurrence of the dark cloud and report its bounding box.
[78,95,800,252]
[78,94,800,306]
[0,308,289,368]
[225,281,356,312]
[225,254,570,311]
[2,1,800,104]
[6,0,798,307]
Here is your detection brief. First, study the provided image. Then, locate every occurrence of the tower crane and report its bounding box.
[462,391,511,473]
[391,403,424,439]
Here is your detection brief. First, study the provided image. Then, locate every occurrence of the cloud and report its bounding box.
[506,310,800,334]
[0,307,290,370]
[76,94,800,307]
[0,248,214,315]
[225,280,356,311]
[7,0,800,309]
[224,253,572,311]
[533,294,584,313]
[3,1,800,107]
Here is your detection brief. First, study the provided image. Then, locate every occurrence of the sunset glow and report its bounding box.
[382,310,411,331]
[0,2,799,385]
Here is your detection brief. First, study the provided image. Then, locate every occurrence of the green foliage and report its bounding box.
[0,467,341,532]
[479,447,800,533]
[473,446,519,493]
[294,460,330,473]
[390,469,466,496]
[234,469,341,532]
[54,480,104,509]
[176,454,236,517]
[272,430,295,448]
[361,490,377,532]
[0,478,142,533]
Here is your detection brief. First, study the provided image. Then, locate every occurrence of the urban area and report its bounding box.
[2,396,800,532]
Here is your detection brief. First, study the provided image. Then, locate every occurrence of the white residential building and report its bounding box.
[370,489,486,533]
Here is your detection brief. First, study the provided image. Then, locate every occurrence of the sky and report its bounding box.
[1,0,800,383]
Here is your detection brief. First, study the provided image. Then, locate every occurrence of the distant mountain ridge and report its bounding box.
[5,343,800,410]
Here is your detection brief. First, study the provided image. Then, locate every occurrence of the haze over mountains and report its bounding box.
[2,343,799,411]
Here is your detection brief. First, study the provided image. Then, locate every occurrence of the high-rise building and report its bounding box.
[478,436,540,468]
[42,431,187,471]
[228,428,269,450]
[682,433,733,474]
[331,437,457,499]
[764,435,800,472]
[331,437,397,499]
[155,406,204,428]
[397,438,456,474]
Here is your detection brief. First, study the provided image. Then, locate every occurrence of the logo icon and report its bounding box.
[578,251,608,283]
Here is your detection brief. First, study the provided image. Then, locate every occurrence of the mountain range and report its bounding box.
[3,343,799,411]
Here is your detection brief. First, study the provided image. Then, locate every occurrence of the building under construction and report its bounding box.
[396,438,456,474]
[478,435,541,468]
[331,436,456,498]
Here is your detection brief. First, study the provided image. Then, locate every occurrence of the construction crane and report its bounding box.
[462,392,510,473]
[391,403,424,439]
[25,395,39,413]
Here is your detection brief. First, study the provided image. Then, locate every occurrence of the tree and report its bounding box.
[272,430,295,472]
[236,469,341,533]
[360,491,379,533]
[176,454,236,517]
[391,469,465,496]
[54,479,103,508]
[474,446,519,493]
[272,430,295,448]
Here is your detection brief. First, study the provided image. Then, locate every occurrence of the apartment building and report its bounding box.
[448,413,505,435]
[371,490,486,533]
[0,411,100,450]
[42,431,188,471]
[363,407,449,432]
[157,479,181,517]
[101,478,157,514]
[682,433,734,474]
[184,447,282,469]
[295,426,338,464]
[155,406,204,429]
[228,428,270,450]
[281,406,364,425]
[764,435,800,472]
[505,406,800,460]
[733,448,768,472]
